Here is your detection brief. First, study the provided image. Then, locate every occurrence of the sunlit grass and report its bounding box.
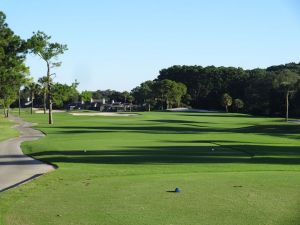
[0,111,299,225]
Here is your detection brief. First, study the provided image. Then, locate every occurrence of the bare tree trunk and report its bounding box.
[225,105,228,113]
[18,89,21,117]
[47,62,53,124]
[286,91,289,122]
[148,103,151,112]
[5,107,9,117]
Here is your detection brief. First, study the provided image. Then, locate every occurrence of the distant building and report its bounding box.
[66,98,137,112]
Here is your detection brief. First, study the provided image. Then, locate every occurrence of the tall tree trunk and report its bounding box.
[286,91,289,122]
[225,105,228,113]
[43,90,47,114]
[148,103,151,112]
[18,88,21,117]
[47,62,53,124]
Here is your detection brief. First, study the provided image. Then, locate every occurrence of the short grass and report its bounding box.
[0,116,18,142]
[0,111,299,225]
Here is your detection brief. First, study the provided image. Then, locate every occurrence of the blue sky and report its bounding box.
[1,0,300,91]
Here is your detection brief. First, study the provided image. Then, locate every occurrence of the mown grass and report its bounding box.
[0,116,18,142]
[0,111,299,225]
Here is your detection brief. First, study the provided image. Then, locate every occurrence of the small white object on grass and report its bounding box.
[211,148,214,151]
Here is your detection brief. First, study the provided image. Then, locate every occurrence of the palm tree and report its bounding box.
[273,70,300,122]
[221,93,232,113]
[28,82,41,114]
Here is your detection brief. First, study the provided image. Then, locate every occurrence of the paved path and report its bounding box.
[0,116,55,192]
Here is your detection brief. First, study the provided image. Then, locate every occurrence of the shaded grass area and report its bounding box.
[0,111,300,225]
[24,146,300,165]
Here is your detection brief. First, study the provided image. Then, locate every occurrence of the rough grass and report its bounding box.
[0,111,299,225]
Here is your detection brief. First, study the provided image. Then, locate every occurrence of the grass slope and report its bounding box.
[0,112,299,225]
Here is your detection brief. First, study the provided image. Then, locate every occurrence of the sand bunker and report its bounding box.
[70,112,138,117]
[35,110,65,114]
[167,108,219,112]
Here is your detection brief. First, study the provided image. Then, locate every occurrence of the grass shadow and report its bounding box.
[22,144,300,165]
[45,123,300,140]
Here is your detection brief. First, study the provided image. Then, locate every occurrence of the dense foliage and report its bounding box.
[156,64,300,116]
[0,12,28,116]
[131,79,187,110]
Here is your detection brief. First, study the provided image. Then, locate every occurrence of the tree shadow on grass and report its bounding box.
[47,122,300,140]
[233,124,300,135]
[180,112,281,120]
[50,125,211,135]
[146,119,208,124]
[17,144,300,166]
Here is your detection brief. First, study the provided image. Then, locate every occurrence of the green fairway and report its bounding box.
[0,111,300,225]
[0,116,18,142]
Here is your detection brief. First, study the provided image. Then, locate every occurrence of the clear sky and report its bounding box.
[1,0,300,91]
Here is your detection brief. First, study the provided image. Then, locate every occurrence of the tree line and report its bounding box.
[24,63,300,122]
[155,64,300,120]
[130,63,300,121]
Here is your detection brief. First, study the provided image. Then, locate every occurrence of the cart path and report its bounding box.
[0,115,55,192]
